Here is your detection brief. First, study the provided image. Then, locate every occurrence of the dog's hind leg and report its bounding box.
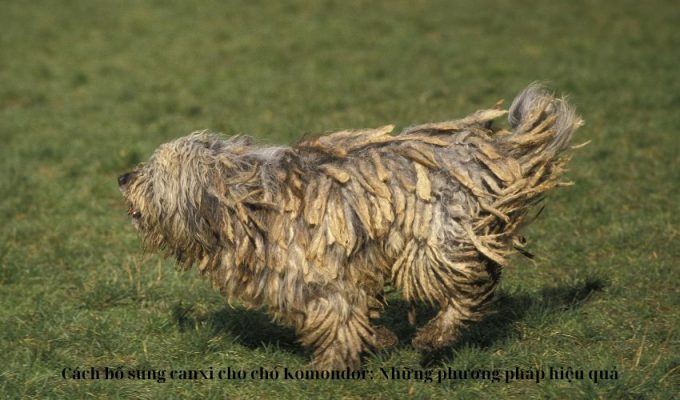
[393,240,500,350]
[412,259,499,350]
[299,288,375,370]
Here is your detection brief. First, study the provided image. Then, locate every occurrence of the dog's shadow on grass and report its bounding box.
[172,277,605,364]
[403,276,607,367]
[172,304,303,355]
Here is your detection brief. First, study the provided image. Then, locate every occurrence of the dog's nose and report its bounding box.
[118,172,132,188]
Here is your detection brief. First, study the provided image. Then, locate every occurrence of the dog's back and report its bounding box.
[295,84,582,270]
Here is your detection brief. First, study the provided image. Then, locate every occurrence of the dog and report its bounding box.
[118,84,582,370]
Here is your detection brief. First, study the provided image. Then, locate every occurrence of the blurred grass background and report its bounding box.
[1,0,678,398]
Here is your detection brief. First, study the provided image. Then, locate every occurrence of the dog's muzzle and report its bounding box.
[118,172,141,219]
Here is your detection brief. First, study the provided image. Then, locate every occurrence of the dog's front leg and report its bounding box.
[298,290,375,371]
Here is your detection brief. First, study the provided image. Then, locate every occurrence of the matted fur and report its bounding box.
[119,84,582,370]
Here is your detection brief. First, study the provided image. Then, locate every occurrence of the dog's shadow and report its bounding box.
[172,303,303,355]
[172,277,605,364]
[385,276,606,367]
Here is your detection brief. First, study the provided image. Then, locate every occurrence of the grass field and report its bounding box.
[1,0,679,398]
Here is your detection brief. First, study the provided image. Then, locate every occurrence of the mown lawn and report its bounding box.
[1,0,678,398]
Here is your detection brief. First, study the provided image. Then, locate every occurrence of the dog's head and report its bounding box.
[119,132,259,263]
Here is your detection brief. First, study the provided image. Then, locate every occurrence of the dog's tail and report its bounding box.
[504,83,584,166]
[490,84,584,248]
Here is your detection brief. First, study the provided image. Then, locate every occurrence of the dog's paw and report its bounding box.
[411,325,457,351]
[373,325,398,350]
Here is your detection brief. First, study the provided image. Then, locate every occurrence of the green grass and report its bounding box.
[1,0,679,398]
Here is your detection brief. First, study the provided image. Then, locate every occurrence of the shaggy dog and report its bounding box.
[118,85,582,370]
